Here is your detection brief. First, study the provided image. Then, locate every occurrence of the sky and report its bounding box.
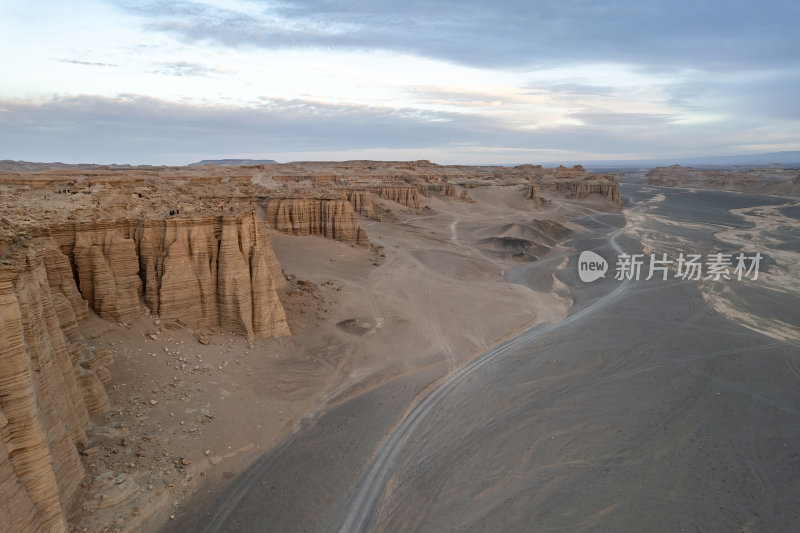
[0,0,798,165]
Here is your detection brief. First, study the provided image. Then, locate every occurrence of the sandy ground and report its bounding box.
[71,186,600,532]
[181,183,800,533]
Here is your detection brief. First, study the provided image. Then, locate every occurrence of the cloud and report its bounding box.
[568,112,680,128]
[108,0,800,72]
[0,94,508,163]
[54,58,118,67]
[667,69,800,121]
[148,61,224,77]
[2,93,796,164]
[405,88,511,107]
[524,83,619,98]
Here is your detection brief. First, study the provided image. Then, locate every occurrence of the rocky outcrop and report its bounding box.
[459,190,474,203]
[524,185,551,208]
[47,214,290,339]
[535,179,621,204]
[477,219,572,262]
[266,197,370,246]
[440,183,458,198]
[575,180,621,203]
[137,215,289,340]
[342,189,376,219]
[73,230,142,322]
[0,245,111,533]
[646,165,800,196]
[0,211,290,532]
[368,186,421,210]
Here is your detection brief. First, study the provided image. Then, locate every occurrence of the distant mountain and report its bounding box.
[569,151,800,171]
[668,151,800,168]
[0,160,104,172]
[0,160,161,172]
[187,159,278,167]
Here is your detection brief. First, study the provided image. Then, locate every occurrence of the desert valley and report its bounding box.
[0,160,624,531]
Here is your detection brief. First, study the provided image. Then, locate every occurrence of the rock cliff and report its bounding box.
[0,245,111,533]
[266,197,370,246]
[440,183,458,198]
[73,228,143,322]
[0,211,290,532]
[367,186,421,210]
[136,214,289,340]
[341,189,376,219]
[524,185,551,208]
[535,178,621,204]
[574,179,621,203]
[47,214,290,340]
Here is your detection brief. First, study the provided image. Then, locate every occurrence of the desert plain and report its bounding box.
[0,160,797,532]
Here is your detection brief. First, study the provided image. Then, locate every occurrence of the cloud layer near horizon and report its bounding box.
[0,0,798,164]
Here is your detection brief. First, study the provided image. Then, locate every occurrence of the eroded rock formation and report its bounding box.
[525,185,551,208]
[0,245,111,533]
[440,183,458,198]
[137,214,289,339]
[46,214,290,340]
[342,189,376,219]
[367,186,421,210]
[533,178,620,204]
[575,179,621,203]
[0,210,291,532]
[0,158,628,532]
[73,229,142,322]
[266,197,370,246]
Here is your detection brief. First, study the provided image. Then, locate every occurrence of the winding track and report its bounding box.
[195,203,632,533]
[335,222,632,532]
[187,187,800,533]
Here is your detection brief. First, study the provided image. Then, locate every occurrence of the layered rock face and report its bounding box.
[367,186,421,210]
[440,183,458,198]
[49,214,290,339]
[525,185,551,208]
[73,228,143,322]
[136,214,289,340]
[0,212,290,532]
[266,197,370,246]
[0,246,111,533]
[535,179,621,204]
[459,190,474,203]
[341,189,376,219]
[575,180,621,203]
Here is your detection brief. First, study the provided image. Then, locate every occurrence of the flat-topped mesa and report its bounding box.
[265,196,370,246]
[575,178,621,204]
[0,244,112,533]
[553,164,587,179]
[367,186,421,210]
[270,175,346,187]
[532,177,621,205]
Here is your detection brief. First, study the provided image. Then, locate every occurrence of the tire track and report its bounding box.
[334,222,633,532]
